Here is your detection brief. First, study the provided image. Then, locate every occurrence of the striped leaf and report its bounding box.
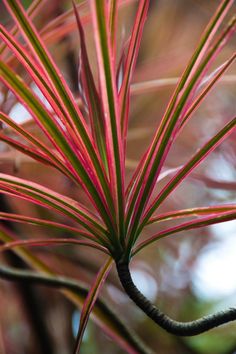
[73,258,113,353]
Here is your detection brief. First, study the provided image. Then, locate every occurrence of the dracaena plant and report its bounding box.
[0,0,236,353]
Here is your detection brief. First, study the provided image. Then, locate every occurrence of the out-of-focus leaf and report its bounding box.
[0,0,46,56]
[191,173,236,190]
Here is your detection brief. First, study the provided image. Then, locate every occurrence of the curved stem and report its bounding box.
[116,261,236,336]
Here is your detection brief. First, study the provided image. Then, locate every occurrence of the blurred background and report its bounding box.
[0,0,236,353]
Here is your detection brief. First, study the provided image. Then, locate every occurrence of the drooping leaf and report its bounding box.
[0,212,94,239]
[73,258,113,353]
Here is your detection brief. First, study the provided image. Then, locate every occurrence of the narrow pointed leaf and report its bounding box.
[0,24,98,161]
[0,133,55,167]
[180,53,236,128]
[125,0,234,212]
[74,258,113,353]
[90,0,125,240]
[3,0,116,223]
[134,211,236,255]
[0,238,107,254]
[0,212,96,240]
[125,2,235,252]
[0,0,46,56]
[141,116,236,230]
[0,173,108,240]
[0,62,115,231]
[149,205,236,224]
[73,3,108,170]
[119,0,149,139]
[0,112,70,176]
[108,0,118,52]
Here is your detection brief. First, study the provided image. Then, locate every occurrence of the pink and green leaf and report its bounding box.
[0,0,46,57]
[0,62,117,231]
[141,116,236,230]
[119,0,149,139]
[180,52,236,129]
[0,112,71,175]
[0,237,108,254]
[108,0,118,53]
[149,205,236,225]
[0,25,108,191]
[73,257,113,353]
[0,173,108,240]
[3,0,116,224]
[89,0,125,242]
[125,1,235,252]
[134,210,236,255]
[0,133,55,167]
[73,3,108,171]
[0,212,96,239]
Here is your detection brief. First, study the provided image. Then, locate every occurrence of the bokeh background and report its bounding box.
[0,0,236,353]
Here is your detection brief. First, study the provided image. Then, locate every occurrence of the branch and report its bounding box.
[116,261,236,336]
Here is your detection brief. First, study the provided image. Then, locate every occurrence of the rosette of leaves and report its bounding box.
[0,0,236,353]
